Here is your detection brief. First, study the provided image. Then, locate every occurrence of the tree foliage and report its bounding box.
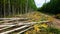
[0,0,37,17]
[38,0,60,15]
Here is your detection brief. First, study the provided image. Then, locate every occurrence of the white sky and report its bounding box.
[34,0,50,8]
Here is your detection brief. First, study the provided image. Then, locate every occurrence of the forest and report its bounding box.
[0,0,37,17]
[38,0,60,15]
[0,0,60,34]
[1,0,60,17]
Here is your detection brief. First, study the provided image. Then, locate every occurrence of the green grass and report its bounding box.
[45,27,60,34]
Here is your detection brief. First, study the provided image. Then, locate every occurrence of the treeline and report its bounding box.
[0,0,37,17]
[38,0,60,15]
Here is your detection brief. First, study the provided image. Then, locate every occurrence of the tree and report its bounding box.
[0,0,37,17]
[38,0,60,15]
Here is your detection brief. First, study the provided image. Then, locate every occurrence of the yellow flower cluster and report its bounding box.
[40,23,48,28]
[26,12,54,22]
[24,12,54,34]
[47,17,54,22]
[24,23,48,34]
[27,12,42,22]
[33,24,41,32]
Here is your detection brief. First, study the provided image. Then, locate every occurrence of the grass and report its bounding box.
[21,11,60,34]
[24,23,60,34]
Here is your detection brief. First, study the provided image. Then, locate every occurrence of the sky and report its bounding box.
[34,0,50,8]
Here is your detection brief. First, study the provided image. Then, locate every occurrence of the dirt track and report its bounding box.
[52,18,60,29]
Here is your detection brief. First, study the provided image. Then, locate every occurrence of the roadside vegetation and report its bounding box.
[22,12,60,34]
[37,0,60,19]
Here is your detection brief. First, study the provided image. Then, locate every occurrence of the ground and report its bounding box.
[0,11,60,34]
[20,11,60,34]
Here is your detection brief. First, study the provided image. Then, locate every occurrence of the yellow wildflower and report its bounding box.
[33,25,40,32]
[41,24,48,28]
[47,17,54,22]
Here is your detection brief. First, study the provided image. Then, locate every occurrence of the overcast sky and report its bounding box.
[34,0,50,8]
